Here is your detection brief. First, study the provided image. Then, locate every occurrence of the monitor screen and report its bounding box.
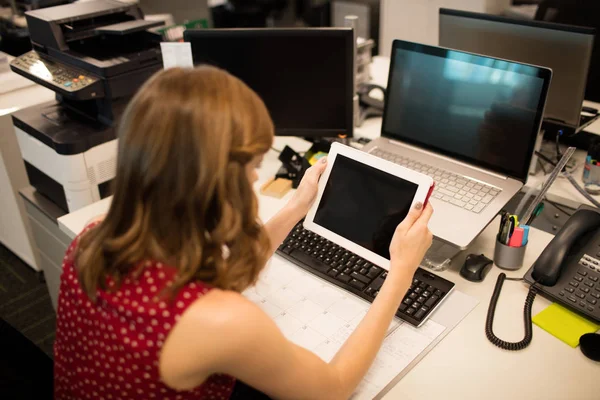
[382,41,551,182]
[184,29,354,138]
[439,8,595,129]
[313,154,418,260]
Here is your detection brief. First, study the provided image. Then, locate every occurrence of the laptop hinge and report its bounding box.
[387,139,509,181]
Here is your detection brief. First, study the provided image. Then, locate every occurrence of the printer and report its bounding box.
[10,0,163,212]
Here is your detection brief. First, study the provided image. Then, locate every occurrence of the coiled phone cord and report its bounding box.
[485,273,538,351]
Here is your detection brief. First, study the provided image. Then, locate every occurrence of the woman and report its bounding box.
[54,66,433,400]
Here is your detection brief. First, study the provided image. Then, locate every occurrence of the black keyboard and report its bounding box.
[277,223,455,327]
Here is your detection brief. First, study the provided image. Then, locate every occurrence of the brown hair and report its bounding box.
[76,66,274,300]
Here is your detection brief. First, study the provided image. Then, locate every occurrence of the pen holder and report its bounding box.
[494,236,527,271]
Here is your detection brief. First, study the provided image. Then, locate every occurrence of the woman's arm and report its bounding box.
[263,158,327,255]
[161,203,433,400]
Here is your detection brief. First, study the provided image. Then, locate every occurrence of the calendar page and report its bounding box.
[244,255,447,399]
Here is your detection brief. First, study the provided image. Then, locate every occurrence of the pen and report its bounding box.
[525,202,544,226]
[505,219,514,245]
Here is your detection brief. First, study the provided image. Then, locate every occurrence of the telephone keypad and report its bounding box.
[567,296,577,303]
[580,287,590,293]
[592,292,600,299]
[565,287,575,293]
[588,306,595,312]
[574,276,584,282]
[569,281,579,287]
[579,301,586,308]
[590,276,598,282]
[578,270,588,276]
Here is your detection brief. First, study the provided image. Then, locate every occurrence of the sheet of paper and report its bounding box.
[160,42,194,69]
[244,255,453,399]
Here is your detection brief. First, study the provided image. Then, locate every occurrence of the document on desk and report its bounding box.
[244,255,478,399]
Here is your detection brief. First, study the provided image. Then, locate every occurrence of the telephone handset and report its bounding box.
[486,206,600,351]
[531,209,600,286]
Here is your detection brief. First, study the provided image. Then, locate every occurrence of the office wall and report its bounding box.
[379,0,511,56]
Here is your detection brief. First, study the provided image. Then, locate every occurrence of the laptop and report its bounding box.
[362,40,552,259]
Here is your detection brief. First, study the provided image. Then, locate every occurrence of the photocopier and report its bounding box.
[10,0,163,212]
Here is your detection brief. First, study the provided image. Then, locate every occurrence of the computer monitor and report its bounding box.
[184,28,354,138]
[439,8,596,133]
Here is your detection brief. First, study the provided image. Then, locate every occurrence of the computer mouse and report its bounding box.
[460,254,493,282]
[580,333,600,362]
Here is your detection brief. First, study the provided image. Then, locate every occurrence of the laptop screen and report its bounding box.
[382,40,551,182]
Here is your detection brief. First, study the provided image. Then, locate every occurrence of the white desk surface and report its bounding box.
[58,133,598,399]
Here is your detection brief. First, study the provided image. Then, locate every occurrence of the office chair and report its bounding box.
[0,318,53,398]
[536,0,600,102]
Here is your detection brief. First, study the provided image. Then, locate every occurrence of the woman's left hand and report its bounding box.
[286,157,328,219]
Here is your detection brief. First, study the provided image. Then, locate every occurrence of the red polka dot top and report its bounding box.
[54,224,236,400]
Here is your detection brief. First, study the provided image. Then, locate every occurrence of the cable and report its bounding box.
[544,198,573,217]
[564,172,600,208]
[538,159,548,174]
[271,147,282,153]
[535,151,557,167]
[555,130,563,162]
[485,273,538,351]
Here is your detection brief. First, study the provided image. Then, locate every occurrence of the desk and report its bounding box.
[58,134,598,400]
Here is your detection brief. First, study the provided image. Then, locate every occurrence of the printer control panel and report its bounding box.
[10,51,105,100]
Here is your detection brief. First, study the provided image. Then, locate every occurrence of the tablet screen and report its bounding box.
[313,154,418,260]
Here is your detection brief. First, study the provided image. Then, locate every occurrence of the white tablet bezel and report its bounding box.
[304,142,434,270]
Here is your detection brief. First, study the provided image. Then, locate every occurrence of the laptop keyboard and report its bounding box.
[370,148,501,214]
[277,223,455,327]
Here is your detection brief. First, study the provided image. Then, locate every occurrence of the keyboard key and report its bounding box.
[367,268,380,279]
[293,251,330,273]
[403,297,413,306]
[434,290,443,297]
[482,195,493,204]
[411,302,420,309]
[454,193,463,199]
[465,204,474,211]
[414,287,423,294]
[328,269,339,277]
[448,187,459,193]
[490,189,499,196]
[351,272,370,284]
[409,292,417,300]
[414,307,427,320]
[466,193,474,198]
[370,277,385,291]
[349,279,366,290]
[336,273,351,284]
[406,308,415,316]
[474,195,482,201]
[450,199,466,208]
[423,291,431,298]
[425,295,439,308]
[473,204,485,213]
[438,188,455,197]
[399,303,408,312]
[417,296,426,303]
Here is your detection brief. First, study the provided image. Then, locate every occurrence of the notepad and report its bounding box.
[533,303,600,348]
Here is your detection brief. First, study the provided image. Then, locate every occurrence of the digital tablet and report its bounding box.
[304,142,434,270]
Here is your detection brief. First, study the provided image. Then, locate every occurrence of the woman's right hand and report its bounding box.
[388,202,434,280]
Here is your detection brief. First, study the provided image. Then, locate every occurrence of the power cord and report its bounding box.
[485,273,538,351]
[534,150,600,208]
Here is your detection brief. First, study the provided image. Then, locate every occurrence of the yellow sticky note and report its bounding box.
[533,303,600,348]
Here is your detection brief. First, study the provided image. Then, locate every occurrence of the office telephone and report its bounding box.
[486,205,600,350]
